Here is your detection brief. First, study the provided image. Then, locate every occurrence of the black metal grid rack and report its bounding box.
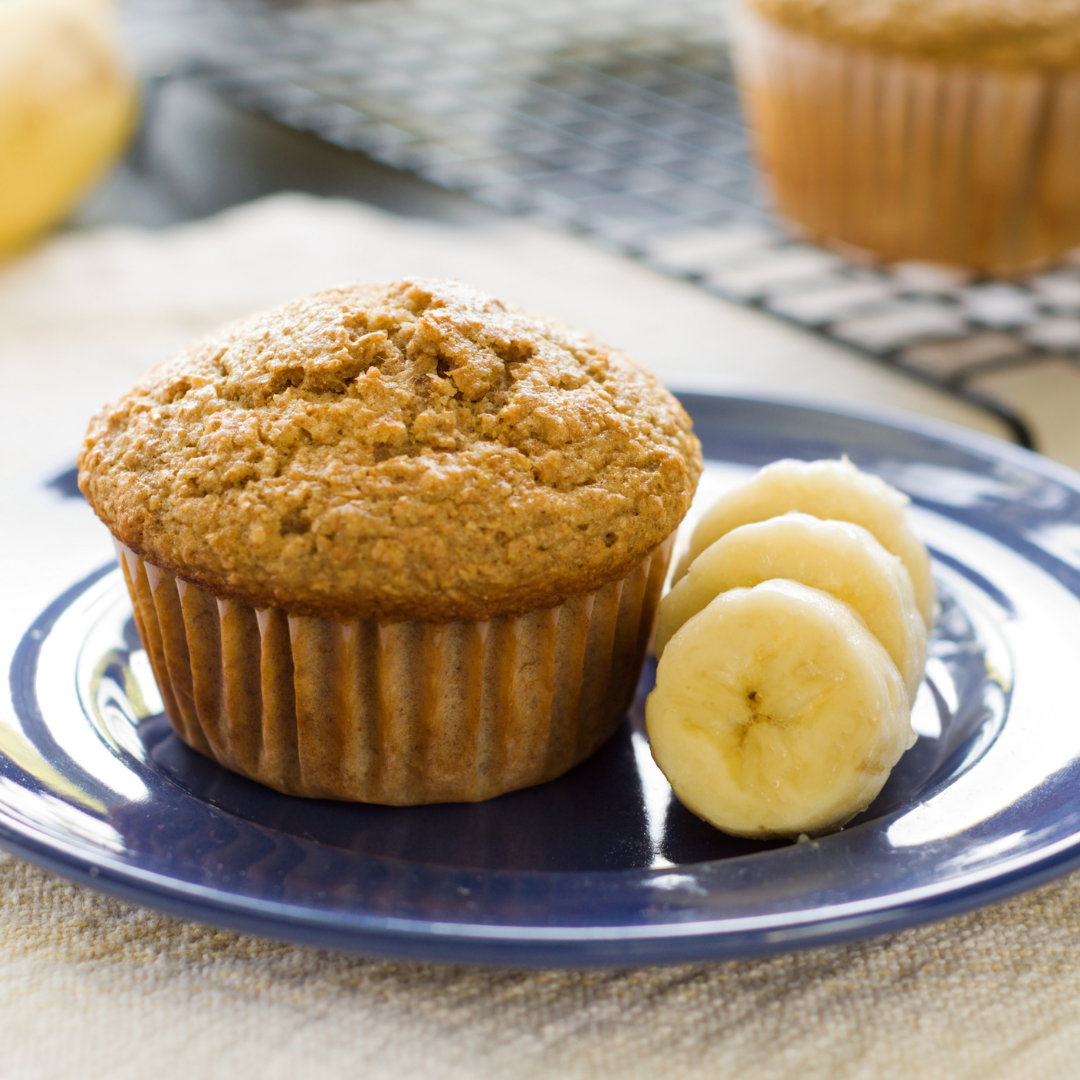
[123,0,1080,449]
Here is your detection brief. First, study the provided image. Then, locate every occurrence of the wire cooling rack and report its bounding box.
[123,0,1080,448]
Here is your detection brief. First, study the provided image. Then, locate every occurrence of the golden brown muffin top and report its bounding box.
[746,0,1080,68]
[79,279,701,621]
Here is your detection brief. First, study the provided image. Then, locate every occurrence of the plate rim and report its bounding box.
[4,391,1080,968]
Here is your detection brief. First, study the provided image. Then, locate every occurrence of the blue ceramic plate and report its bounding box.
[4,393,1080,968]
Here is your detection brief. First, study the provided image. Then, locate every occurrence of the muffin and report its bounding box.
[733,0,1080,274]
[78,278,701,804]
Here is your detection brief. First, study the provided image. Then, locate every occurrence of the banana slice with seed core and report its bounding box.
[646,579,914,839]
[655,513,927,703]
[673,458,936,630]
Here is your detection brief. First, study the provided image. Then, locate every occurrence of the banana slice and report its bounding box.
[673,458,936,630]
[655,513,927,703]
[646,579,914,838]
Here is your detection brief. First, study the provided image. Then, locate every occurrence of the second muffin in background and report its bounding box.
[734,0,1080,274]
[78,278,701,805]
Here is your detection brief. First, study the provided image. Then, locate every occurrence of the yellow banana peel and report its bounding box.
[0,0,137,256]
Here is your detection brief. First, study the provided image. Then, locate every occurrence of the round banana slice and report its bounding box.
[646,579,914,839]
[655,513,927,703]
[674,458,936,629]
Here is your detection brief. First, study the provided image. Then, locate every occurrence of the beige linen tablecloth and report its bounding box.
[3,194,1080,1079]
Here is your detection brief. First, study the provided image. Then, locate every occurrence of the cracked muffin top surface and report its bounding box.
[78,278,702,621]
[747,0,1080,68]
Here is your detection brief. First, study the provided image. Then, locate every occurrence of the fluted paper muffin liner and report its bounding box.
[734,3,1080,274]
[114,537,672,804]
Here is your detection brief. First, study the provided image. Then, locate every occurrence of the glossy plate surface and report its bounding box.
[4,394,1080,967]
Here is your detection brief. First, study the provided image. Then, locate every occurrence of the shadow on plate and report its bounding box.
[130,582,1004,873]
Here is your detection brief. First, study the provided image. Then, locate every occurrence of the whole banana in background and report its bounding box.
[0,0,136,257]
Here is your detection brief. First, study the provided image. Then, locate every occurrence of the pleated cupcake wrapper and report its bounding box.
[734,3,1080,274]
[115,536,672,804]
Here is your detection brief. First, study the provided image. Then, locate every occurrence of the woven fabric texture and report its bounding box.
[3,850,1080,1079]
